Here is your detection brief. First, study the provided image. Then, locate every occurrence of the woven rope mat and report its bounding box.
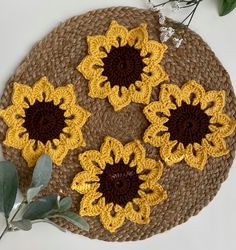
[0,7,235,241]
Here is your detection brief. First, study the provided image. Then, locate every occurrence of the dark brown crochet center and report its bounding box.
[165,102,211,147]
[98,161,143,207]
[23,101,66,144]
[102,45,145,87]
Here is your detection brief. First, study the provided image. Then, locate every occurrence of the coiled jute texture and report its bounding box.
[0,7,235,241]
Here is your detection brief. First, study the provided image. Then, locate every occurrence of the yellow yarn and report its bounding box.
[71,136,167,233]
[78,20,168,111]
[143,80,236,170]
[0,77,90,167]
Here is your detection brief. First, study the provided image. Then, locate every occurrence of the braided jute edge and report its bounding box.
[0,7,235,242]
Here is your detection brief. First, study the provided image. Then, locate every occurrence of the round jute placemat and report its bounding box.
[0,7,235,241]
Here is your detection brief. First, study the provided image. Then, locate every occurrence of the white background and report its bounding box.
[0,0,235,249]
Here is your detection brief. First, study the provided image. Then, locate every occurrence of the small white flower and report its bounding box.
[166,27,175,36]
[160,32,169,43]
[171,1,181,12]
[152,5,163,11]
[146,0,165,11]
[159,16,166,25]
[173,37,183,48]
[158,12,166,25]
[160,27,175,43]
[146,0,154,10]
[159,27,168,32]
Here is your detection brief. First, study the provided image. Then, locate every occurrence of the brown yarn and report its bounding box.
[0,7,235,242]
[23,100,66,144]
[102,45,145,87]
[165,103,211,147]
[98,162,143,207]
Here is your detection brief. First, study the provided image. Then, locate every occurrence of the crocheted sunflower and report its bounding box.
[78,20,168,111]
[71,136,167,233]
[0,77,90,167]
[143,80,236,170]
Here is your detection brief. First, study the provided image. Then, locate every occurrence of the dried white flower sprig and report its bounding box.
[146,0,203,48]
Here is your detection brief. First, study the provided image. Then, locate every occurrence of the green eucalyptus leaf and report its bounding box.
[59,197,72,211]
[219,0,236,16]
[32,219,66,232]
[11,219,32,231]
[0,161,18,218]
[51,211,89,231]
[22,195,58,220]
[26,186,43,203]
[31,154,52,188]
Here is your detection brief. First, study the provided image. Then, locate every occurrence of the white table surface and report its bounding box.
[0,0,235,249]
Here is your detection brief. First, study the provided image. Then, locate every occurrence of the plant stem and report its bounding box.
[186,0,201,26]
[0,217,9,240]
[179,8,195,24]
[10,199,27,222]
[0,198,27,241]
[180,3,196,8]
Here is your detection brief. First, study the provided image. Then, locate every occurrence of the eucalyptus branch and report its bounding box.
[0,155,89,242]
[10,198,27,222]
[0,218,9,240]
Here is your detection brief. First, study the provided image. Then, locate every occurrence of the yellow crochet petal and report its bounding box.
[125,198,150,224]
[142,64,168,87]
[52,84,76,108]
[87,35,111,58]
[127,23,148,49]
[129,80,152,104]
[45,140,68,166]
[159,83,182,108]
[100,136,123,164]
[100,204,125,233]
[0,105,25,127]
[106,20,128,47]
[79,150,105,173]
[139,158,163,181]
[143,115,168,134]
[160,134,185,166]
[1,77,89,167]
[80,191,105,216]
[22,140,45,167]
[209,113,236,137]
[143,80,235,170]
[108,86,131,111]
[12,83,34,107]
[78,55,104,80]
[71,171,100,194]
[203,134,228,157]
[88,75,111,99]
[181,80,205,105]
[185,144,208,170]
[141,40,168,64]
[143,124,167,147]
[202,90,225,116]
[61,127,85,149]
[144,101,172,121]
[4,126,28,150]
[64,105,90,128]
[78,21,168,111]
[72,136,168,232]
[32,77,54,102]
[139,182,167,206]
[123,140,145,169]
